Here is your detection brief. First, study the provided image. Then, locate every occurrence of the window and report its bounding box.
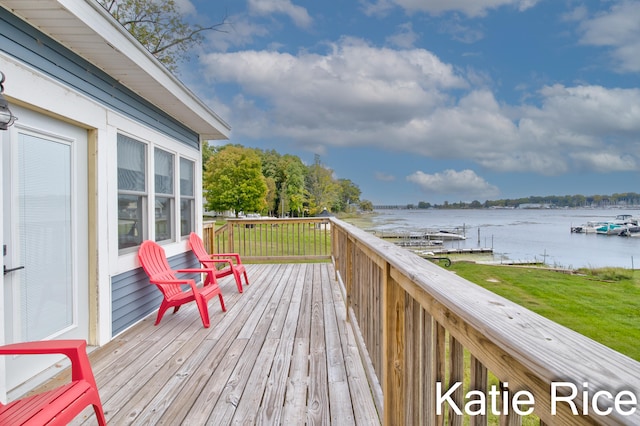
[180,158,195,237]
[117,135,147,250]
[155,148,175,242]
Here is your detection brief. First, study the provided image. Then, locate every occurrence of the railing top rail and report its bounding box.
[224,217,330,224]
[330,217,640,424]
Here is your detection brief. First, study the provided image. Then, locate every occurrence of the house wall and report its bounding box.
[0,7,203,346]
[0,7,201,149]
[112,251,199,335]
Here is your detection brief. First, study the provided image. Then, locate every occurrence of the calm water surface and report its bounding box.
[368,208,640,269]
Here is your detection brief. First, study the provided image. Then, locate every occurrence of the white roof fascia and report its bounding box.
[3,0,230,140]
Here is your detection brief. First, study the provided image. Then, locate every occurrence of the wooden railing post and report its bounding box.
[227,221,234,253]
[382,262,405,426]
[470,355,488,426]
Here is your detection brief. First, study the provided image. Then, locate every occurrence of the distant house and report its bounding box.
[317,208,333,218]
[0,0,230,400]
[316,208,332,230]
[518,203,552,209]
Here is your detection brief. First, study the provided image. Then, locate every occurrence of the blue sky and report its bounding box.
[175,0,640,205]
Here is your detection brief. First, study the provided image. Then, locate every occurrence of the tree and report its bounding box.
[359,200,374,211]
[203,146,267,217]
[98,0,228,72]
[283,159,307,217]
[306,155,340,215]
[334,179,361,212]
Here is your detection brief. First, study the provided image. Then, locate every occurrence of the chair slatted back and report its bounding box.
[138,241,184,299]
[188,233,212,266]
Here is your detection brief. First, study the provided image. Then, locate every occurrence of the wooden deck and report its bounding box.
[70,262,380,425]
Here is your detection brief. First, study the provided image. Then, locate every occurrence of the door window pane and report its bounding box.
[18,134,73,340]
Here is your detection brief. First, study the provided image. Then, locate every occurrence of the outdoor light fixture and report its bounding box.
[0,71,17,130]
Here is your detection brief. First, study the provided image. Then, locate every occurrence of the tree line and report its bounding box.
[396,193,640,210]
[202,144,373,217]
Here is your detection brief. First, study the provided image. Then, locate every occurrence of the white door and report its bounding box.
[2,107,88,393]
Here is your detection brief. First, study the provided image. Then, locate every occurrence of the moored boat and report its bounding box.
[596,222,627,235]
[619,225,640,237]
[571,221,605,233]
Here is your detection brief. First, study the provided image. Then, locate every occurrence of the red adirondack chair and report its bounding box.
[0,339,106,426]
[137,240,226,328]
[189,232,249,293]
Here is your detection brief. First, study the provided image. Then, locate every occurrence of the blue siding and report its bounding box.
[0,8,200,149]
[111,251,201,335]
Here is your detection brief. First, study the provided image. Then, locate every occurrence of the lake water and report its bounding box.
[367,208,640,269]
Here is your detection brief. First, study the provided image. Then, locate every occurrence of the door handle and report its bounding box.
[3,265,25,275]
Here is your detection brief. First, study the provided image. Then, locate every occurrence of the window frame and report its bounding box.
[179,157,196,240]
[154,147,176,243]
[117,134,148,253]
[116,130,201,255]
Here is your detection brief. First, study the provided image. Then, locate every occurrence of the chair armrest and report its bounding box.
[176,268,216,274]
[175,269,218,286]
[204,259,232,264]
[210,253,242,264]
[0,340,97,388]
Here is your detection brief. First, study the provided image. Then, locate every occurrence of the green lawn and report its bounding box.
[448,263,640,361]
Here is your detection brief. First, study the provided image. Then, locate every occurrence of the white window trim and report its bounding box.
[108,112,201,274]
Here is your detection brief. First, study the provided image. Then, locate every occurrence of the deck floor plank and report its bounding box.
[63,262,379,425]
[308,264,330,425]
[256,264,308,425]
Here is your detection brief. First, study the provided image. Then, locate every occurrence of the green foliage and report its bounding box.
[306,154,340,215]
[359,199,374,211]
[284,159,307,216]
[410,192,640,209]
[203,146,267,216]
[576,266,634,281]
[333,179,361,212]
[98,0,227,72]
[206,145,364,217]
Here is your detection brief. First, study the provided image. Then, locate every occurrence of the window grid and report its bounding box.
[180,157,196,239]
[154,148,175,243]
[117,135,147,251]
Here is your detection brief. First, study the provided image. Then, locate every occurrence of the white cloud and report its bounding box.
[576,1,640,72]
[570,152,637,173]
[174,0,197,15]
[406,169,500,198]
[200,38,640,178]
[386,22,419,49]
[248,0,313,29]
[201,37,467,142]
[362,0,540,18]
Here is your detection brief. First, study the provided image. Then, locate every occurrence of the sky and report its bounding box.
[174,0,640,205]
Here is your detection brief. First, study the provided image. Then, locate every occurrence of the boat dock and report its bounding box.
[421,247,493,255]
[374,230,467,241]
[476,259,544,266]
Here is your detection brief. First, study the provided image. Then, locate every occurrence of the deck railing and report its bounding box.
[203,218,331,262]
[205,217,640,425]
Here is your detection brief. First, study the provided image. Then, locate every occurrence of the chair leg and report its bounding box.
[194,294,210,328]
[233,270,244,293]
[156,301,171,325]
[92,401,107,426]
[218,293,226,312]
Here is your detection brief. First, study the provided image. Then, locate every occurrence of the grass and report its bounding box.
[448,262,640,361]
[208,218,332,259]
